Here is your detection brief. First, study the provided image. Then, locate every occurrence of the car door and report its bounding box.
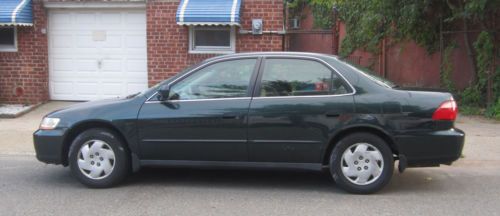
[248,57,355,164]
[138,58,260,161]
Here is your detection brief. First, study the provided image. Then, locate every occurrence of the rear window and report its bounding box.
[337,58,397,88]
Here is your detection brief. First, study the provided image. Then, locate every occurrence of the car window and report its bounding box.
[169,59,256,100]
[259,59,351,97]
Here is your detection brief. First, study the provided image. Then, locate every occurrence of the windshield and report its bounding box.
[138,61,206,97]
[337,58,397,88]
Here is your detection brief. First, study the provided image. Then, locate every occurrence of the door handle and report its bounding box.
[222,113,240,119]
[325,111,340,117]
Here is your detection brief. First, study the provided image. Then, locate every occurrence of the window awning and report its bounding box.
[0,0,33,26]
[176,0,242,26]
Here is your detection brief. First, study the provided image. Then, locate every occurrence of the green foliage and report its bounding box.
[287,0,334,29]
[485,99,500,120]
[459,105,484,116]
[461,31,494,107]
[473,31,494,91]
[333,0,446,56]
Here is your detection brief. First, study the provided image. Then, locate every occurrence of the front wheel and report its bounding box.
[68,128,129,188]
[330,132,394,194]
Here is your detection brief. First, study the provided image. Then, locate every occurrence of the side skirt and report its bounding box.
[140,160,324,171]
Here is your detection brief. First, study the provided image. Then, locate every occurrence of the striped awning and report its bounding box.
[176,0,242,26]
[0,0,33,26]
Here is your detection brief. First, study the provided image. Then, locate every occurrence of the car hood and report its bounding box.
[45,96,147,126]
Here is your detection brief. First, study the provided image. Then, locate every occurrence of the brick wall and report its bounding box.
[0,0,49,104]
[147,0,284,86]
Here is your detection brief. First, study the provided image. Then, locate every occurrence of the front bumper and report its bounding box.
[394,128,465,167]
[33,128,67,165]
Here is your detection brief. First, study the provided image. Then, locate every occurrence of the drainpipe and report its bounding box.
[332,6,339,55]
[379,37,387,78]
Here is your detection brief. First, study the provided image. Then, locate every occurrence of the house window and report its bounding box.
[0,27,17,52]
[189,26,235,54]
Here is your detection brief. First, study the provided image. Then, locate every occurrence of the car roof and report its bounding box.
[205,52,338,62]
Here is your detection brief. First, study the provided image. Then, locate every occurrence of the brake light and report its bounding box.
[432,100,458,121]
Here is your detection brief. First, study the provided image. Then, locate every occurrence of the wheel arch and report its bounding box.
[322,125,399,165]
[61,120,131,166]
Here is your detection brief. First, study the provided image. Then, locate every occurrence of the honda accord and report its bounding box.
[34,52,465,194]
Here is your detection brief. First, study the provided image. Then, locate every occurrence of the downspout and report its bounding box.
[379,38,387,78]
[283,0,288,51]
[332,6,339,55]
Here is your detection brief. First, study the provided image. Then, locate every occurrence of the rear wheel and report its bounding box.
[68,128,129,188]
[330,132,394,194]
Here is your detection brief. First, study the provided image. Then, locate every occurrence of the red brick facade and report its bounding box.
[147,0,284,86]
[0,1,49,104]
[0,0,283,104]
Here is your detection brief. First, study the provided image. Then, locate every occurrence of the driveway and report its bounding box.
[0,101,77,155]
[0,102,499,215]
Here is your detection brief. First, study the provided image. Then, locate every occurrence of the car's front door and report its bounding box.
[138,58,260,161]
[248,57,355,164]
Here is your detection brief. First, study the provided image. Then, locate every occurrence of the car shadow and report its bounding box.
[124,167,344,194]
[36,166,456,194]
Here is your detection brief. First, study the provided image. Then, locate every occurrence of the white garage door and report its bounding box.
[48,9,148,101]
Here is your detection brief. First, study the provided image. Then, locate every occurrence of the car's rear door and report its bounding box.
[138,58,260,161]
[247,57,355,164]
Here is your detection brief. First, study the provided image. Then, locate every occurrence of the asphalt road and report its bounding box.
[1,102,500,215]
[1,155,499,216]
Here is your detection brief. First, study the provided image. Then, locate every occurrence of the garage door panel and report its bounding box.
[76,34,96,48]
[126,83,148,95]
[51,34,72,48]
[126,12,146,26]
[100,13,122,25]
[101,35,122,48]
[76,13,96,25]
[51,81,74,96]
[125,35,146,48]
[75,59,99,73]
[52,59,74,72]
[75,82,99,95]
[101,59,122,72]
[101,82,123,96]
[49,9,147,101]
[125,59,147,73]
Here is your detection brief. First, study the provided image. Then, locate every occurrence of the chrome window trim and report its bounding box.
[145,97,251,104]
[252,93,353,100]
[145,55,356,103]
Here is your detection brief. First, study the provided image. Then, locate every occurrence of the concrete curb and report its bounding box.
[0,102,43,118]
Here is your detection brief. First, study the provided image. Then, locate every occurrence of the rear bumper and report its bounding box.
[33,129,67,165]
[394,128,465,167]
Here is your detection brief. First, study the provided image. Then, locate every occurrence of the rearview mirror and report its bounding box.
[157,84,171,101]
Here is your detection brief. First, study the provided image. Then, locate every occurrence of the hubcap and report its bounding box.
[77,140,115,180]
[341,143,384,185]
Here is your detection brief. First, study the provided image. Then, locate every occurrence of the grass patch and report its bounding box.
[459,105,484,116]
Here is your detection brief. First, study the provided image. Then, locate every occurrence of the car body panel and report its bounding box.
[137,98,251,161]
[248,95,354,163]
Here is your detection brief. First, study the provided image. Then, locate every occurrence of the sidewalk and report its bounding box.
[0,101,77,155]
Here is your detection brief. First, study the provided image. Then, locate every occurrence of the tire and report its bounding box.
[329,132,394,194]
[68,128,130,188]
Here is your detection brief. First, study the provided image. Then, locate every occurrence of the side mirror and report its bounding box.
[157,84,171,101]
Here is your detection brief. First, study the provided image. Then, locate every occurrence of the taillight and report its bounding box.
[432,99,458,121]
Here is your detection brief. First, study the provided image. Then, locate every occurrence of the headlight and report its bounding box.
[39,117,60,130]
